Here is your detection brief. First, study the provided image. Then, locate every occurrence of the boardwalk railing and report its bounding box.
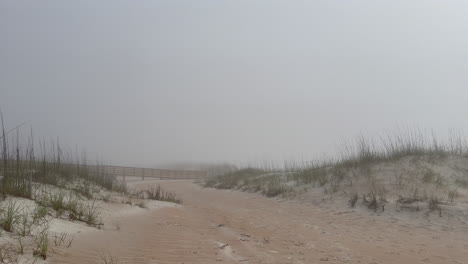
[87,165,207,181]
[0,160,206,181]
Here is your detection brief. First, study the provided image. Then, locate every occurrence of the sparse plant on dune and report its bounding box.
[0,200,21,232]
[0,112,128,200]
[82,200,101,226]
[98,251,121,264]
[52,232,74,248]
[18,213,33,237]
[32,205,48,224]
[448,189,458,204]
[348,193,358,207]
[16,236,25,255]
[290,167,328,187]
[204,168,266,190]
[136,200,146,208]
[112,181,127,194]
[47,192,66,217]
[428,195,442,217]
[422,168,437,183]
[139,185,181,204]
[203,128,468,215]
[362,191,386,212]
[261,180,291,197]
[33,189,102,226]
[0,111,143,261]
[33,225,49,260]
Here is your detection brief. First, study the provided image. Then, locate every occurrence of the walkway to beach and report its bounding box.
[50,180,468,264]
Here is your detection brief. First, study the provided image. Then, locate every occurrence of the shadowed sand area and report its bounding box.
[49,180,468,264]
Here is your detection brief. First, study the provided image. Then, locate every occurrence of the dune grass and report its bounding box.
[202,168,292,197]
[0,111,129,260]
[0,112,127,198]
[137,185,182,204]
[203,129,468,206]
[0,112,189,262]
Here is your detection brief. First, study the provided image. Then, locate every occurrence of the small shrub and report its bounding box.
[16,237,25,254]
[48,192,66,217]
[99,251,120,264]
[143,185,181,204]
[362,191,386,212]
[366,192,378,211]
[123,198,132,206]
[261,181,290,197]
[422,169,436,183]
[65,193,82,220]
[209,168,266,189]
[434,174,445,188]
[292,168,327,186]
[428,195,442,215]
[101,194,111,203]
[396,195,423,204]
[33,205,49,224]
[52,232,74,248]
[82,200,101,226]
[202,177,218,188]
[0,200,21,232]
[348,193,358,207]
[18,213,33,237]
[136,201,146,208]
[112,181,127,194]
[72,182,94,199]
[448,189,458,204]
[33,226,49,260]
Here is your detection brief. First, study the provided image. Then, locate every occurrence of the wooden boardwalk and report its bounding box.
[88,165,207,181]
[0,161,206,181]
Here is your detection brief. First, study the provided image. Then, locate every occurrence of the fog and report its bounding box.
[1,1,468,168]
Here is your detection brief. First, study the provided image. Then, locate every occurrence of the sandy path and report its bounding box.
[49,180,468,264]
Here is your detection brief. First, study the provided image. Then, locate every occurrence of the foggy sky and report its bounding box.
[1,1,468,167]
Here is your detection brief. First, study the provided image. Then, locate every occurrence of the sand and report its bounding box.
[46,179,468,264]
[0,184,178,264]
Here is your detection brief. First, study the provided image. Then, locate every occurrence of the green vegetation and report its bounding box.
[203,129,468,215]
[33,225,49,260]
[138,185,182,204]
[0,200,21,232]
[0,111,131,261]
[99,251,121,264]
[203,168,292,197]
[203,168,266,189]
[0,112,127,200]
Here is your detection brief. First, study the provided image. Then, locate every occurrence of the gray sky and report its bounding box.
[1,1,468,167]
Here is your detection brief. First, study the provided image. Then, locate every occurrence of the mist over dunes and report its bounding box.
[2,1,468,167]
